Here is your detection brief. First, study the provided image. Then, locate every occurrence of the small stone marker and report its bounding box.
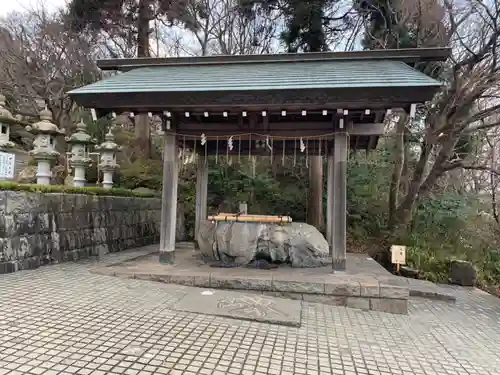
[391,245,406,272]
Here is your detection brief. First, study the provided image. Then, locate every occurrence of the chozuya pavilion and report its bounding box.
[68,47,450,271]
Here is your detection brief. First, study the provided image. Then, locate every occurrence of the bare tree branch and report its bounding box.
[0,6,101,129]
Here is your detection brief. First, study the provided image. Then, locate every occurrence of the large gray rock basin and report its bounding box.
[196,220,330,268]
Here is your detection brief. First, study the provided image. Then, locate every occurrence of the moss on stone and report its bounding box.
[0,181,156,198]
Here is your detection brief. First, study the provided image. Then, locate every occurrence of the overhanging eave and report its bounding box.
[69,86,441,115]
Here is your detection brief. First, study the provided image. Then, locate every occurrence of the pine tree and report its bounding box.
[66,0,194,157]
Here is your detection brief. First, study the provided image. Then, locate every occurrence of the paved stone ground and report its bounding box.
[1,246,499,375]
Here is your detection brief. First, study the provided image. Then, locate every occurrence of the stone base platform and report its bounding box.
[91,244,438,315]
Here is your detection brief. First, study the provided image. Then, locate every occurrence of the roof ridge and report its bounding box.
[97,48,451,72]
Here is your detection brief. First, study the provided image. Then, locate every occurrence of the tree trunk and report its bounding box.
[134,114,151,158]
[135,0,152,157]
[307,156,324,230]
[388,113,407,229]
[137,0,151,58]
[392,130,460,227]
[401,127,411,195]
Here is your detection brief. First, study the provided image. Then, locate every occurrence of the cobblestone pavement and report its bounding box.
[1,247,499,375]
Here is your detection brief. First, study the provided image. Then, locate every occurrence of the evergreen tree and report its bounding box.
[239,0,353,229]
[66,0,194,157]
[67,0,194,57]
[356,0,413,49]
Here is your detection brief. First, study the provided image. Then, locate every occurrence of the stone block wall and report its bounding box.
[0,191,161,273]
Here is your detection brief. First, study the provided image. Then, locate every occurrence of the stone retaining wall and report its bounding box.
[0,191,161,273]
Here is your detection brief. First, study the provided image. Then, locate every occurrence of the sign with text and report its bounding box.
[390,245,407,265]
[0,151,15,179]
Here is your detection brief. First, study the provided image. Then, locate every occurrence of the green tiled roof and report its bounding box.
[69,60,440,95]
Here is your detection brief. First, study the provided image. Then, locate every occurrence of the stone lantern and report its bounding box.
[25,108,65,185]
[66,119,95,187]
[96,129,121,189]
[0,93,16,150]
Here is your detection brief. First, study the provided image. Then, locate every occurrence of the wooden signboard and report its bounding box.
[0,151,15,180]
[390,245,406,272]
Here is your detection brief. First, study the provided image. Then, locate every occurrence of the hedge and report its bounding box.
[0,181,157,198]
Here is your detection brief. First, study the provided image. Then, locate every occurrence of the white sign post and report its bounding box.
[0,151,15,180]
[390,245,406,273]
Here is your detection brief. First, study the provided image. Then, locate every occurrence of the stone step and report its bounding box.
[94,266,410,315]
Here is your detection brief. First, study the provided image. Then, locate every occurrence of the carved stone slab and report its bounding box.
[171,289,302,327]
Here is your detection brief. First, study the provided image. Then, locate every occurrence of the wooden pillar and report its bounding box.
[332,133,347,271]
[194,153,208,242]
[159,130,179,264]
[326,151,334,254]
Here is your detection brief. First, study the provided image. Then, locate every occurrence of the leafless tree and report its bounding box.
[388,0,500,229]
[0,6,101,129]
[157,0,281,57]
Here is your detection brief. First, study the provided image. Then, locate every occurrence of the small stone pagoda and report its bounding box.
[66,119,95,187]
[25,108,65,185]
[95,129,120,189]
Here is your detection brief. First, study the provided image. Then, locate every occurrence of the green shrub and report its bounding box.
[346,152,392,236]
[406,246,452,283]
[118,158,163,190]
[0,181,156,198]
[477,249,500,294]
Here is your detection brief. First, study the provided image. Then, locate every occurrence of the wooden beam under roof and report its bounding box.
[72,86,435,114]
[179,135,377,154]
[176,122,384,137]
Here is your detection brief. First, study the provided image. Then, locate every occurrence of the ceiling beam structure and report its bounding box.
[168,110,385,153]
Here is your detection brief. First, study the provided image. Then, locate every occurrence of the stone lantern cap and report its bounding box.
[96,129,122,152]
[0,93,17,125]
[25,108,66,136]
[66,119,95,145]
